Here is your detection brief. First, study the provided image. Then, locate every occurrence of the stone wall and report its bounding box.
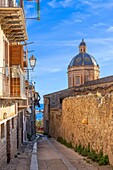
[0,116,17,166]
[0,137,7,166]
[44,76,113,110]
[10,116,17,159]
[48,93,113,165]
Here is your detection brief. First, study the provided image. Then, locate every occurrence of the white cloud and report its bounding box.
[32,40,77,47]
[92,2,113,10]
[106,26,113,32]
[48,0,75,8]
[60,0,74,8]
[44,67,62,73]
[74,19,83,23]
[92,22,106,28]
[80,0,93,6]
[36,67,63,76]
[48,0,57,8]
[75,31,87,36]
[79,0,113,9]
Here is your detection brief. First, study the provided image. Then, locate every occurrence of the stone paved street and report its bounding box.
[1,141,33,170]
[1,136,113,170]
[37,137,113,170]
[37,137,68,170]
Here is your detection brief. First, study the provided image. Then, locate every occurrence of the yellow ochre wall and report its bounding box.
[49,93,113,165]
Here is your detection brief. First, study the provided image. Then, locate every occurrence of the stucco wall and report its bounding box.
[49,92,113,165]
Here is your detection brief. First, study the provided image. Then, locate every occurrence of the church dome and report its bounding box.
[68,53,98,68]
[67,39,100,88]
[68,39,99,68]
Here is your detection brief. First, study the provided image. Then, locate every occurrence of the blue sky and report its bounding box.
[24,0,113,102]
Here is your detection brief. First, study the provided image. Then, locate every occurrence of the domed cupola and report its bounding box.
[67,39,100,88]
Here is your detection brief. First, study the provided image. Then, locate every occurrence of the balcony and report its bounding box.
[18,96,32,109]
[0,0,27,42]
[18,100,27,110]
[0,66,26,100]
[18,87,33,110]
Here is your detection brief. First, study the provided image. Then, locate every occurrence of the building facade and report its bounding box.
[0,0,39,166]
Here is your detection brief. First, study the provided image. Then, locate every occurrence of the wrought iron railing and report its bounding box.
[0,0,16,7]
[0,0,23,7]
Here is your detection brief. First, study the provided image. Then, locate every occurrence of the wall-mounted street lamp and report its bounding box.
[25,55,37,82]
[29,55,36,70]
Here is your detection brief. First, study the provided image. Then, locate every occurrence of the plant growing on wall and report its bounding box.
[57,137,109,166]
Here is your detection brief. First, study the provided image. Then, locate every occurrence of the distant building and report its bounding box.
[68,39,100,87]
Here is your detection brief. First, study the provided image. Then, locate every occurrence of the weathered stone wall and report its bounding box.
[17,111,24,148]
[10,116,17,159]
[0,137,7,166]
[44,78,113,110]
[49,108,62,138]
[49,93,113,165]
[0,116,18,166]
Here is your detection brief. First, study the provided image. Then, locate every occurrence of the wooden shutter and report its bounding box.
[5,40,8,66]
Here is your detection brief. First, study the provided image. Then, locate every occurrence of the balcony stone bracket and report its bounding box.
[0,99,15,107]
[0,8,28,42]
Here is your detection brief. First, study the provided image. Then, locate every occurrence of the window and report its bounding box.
[60,98,63,104]
[75,76,80,85]
[11,65,19,78]
[1,123,5,138]
[86,76,89,81]
[68,77,71,87]
[12,118,14,129]
[85,75,89,82]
